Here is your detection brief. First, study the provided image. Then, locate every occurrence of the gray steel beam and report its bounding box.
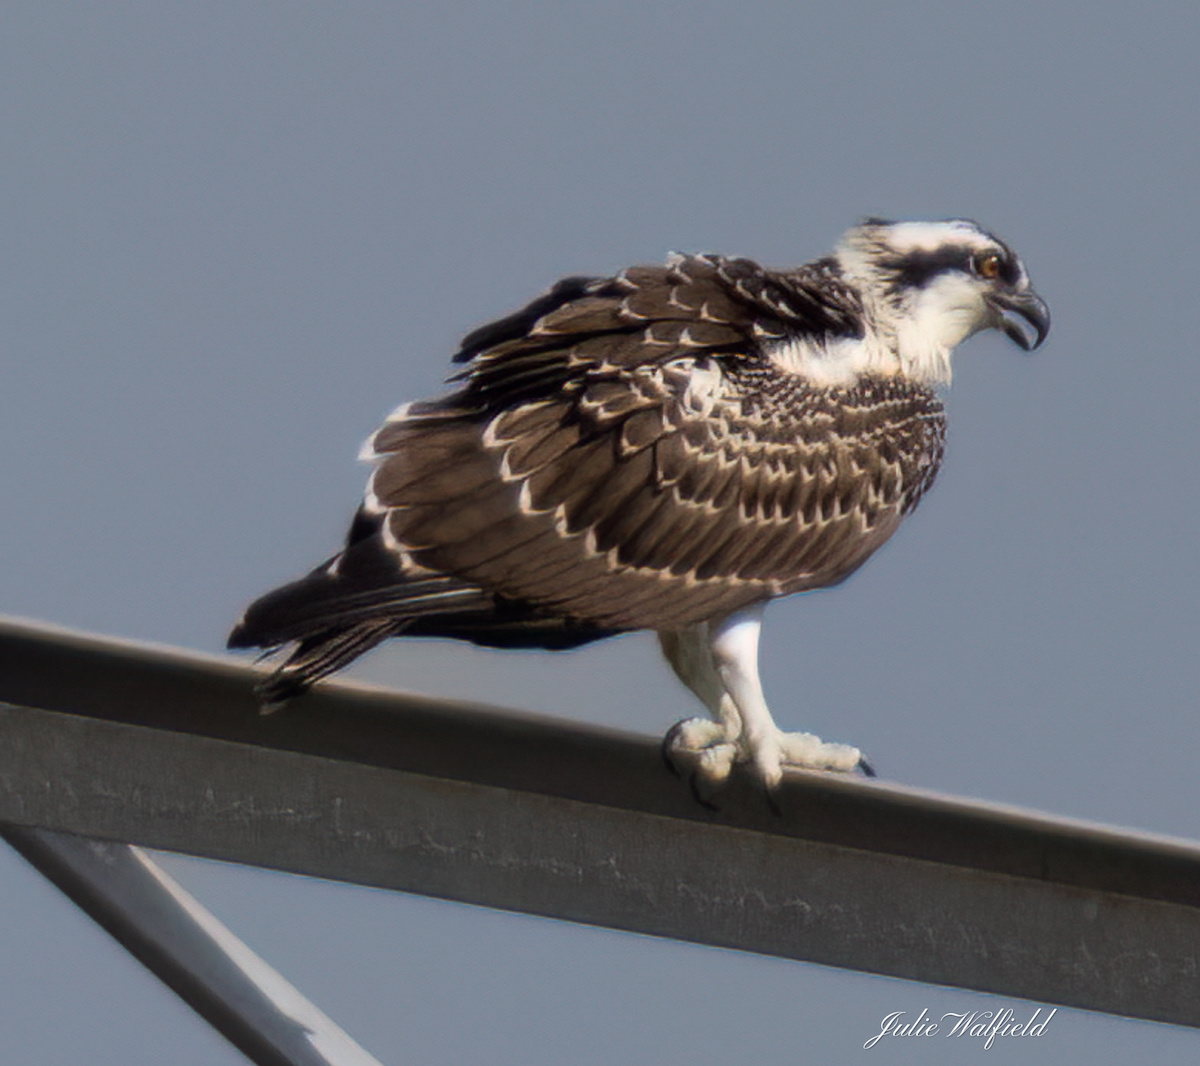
[2,827,385,1066]
[0,617,1198,1027]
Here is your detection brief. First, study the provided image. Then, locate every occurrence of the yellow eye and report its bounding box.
[973,252,1003,280]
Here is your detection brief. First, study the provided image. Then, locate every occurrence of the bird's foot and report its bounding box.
[772,729,873,784]
[663,717,740,795]
[664,718,873,794]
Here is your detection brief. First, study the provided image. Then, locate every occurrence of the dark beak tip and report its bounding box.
[995,292,1050,352]
[1000,316,1034,352]
[1025,312,1051,352]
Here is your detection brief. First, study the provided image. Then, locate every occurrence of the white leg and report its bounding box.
[707,608,788,786]
[658,625,741,786]
[660,609,870,789]
[707,608,869,787]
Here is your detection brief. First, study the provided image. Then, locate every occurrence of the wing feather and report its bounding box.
[246,254,946,662]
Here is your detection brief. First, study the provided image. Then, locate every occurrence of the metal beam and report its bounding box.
[2,827,385,1066]
[0,616,1198,1027]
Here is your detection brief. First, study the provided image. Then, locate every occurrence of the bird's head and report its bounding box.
[834,218,1050,384]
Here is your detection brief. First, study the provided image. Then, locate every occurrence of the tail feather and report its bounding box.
[230,523,621,704]
[228,566,492,650]
[253,618,401,707]
[229,559,496,704]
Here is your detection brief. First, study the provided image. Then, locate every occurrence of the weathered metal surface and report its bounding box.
[0,617,1198,1026]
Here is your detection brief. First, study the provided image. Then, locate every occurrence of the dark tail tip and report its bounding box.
[227,618,254,650]
[253,670,311,710]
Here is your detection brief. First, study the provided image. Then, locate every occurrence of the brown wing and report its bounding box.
[365,255,945,632]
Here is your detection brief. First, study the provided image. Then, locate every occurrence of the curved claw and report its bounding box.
[660,733,719,809]
[763,786,783,818]
[688,775,721,812]
[857,755,877,778]
[660,722,686,777]
[662,718,735,808]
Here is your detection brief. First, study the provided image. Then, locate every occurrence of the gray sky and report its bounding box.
[2,2,1199,1062]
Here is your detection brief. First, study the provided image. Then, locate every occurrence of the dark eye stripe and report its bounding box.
[881,247,971,293]
[884,245,1020,294]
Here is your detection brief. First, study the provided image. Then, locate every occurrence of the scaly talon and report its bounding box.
[659,612,870,797]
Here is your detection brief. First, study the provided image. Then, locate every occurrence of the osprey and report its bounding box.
[229,218,1048,789]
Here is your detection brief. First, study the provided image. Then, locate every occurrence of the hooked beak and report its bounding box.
[988,287,1051,351]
